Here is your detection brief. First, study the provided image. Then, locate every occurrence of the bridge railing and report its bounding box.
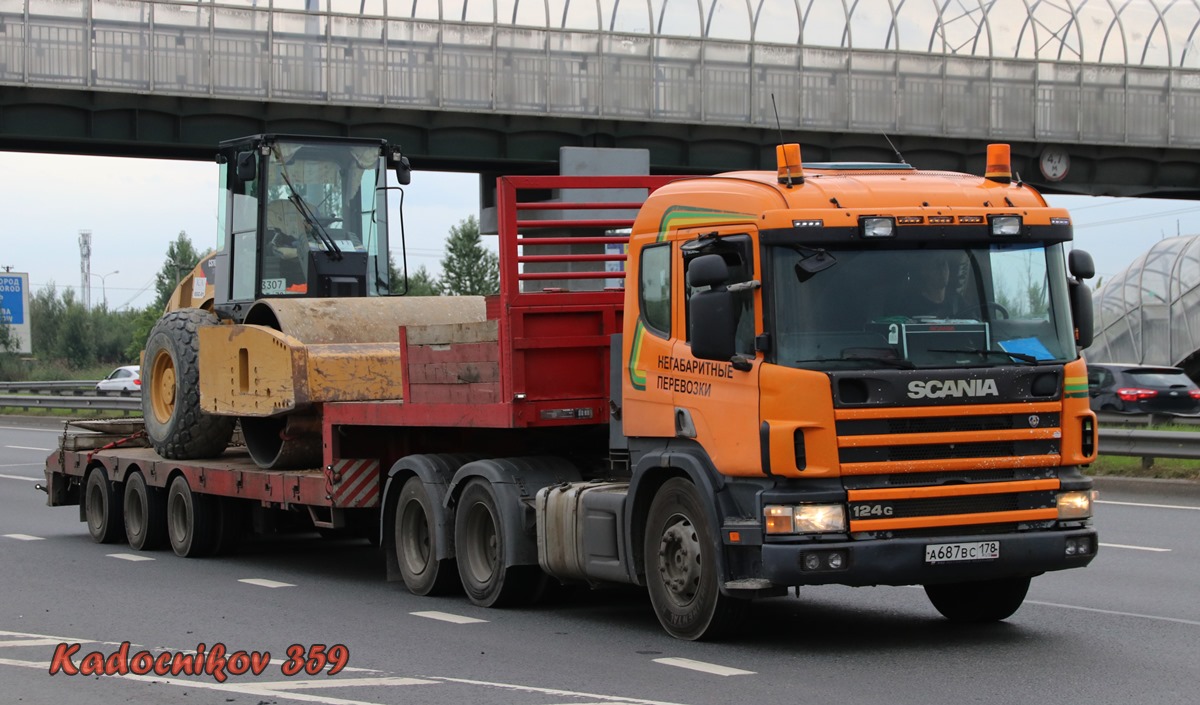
[2,0,1199,148]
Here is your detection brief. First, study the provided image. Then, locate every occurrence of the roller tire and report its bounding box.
[84,467,124,544]
[143,308,235,460]
[123,471,166,550]
[644,478,748,640]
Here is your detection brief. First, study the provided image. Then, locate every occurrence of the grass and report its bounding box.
[1087,455,1200,481]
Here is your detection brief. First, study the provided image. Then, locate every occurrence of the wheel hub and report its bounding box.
[657,515,701,603]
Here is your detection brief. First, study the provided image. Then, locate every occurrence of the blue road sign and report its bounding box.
[0,275,24,324]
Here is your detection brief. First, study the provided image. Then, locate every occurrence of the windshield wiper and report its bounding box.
[928,348,1041,365]
[799,356,915,369]
[275,150,343,260]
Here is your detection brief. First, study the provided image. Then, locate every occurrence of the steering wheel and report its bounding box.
[956,301,1010,319]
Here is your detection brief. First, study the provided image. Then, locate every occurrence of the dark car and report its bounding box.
[1087,363,1200,415]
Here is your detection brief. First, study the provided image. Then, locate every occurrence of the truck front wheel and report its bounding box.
[644,478,748,640]
[84,467,124,544]
[924,576,1031,622]
[396,476,459,596]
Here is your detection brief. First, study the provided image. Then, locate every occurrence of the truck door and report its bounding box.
[673,230,764,477]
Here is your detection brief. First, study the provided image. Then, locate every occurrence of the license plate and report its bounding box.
[924,541,1000,564]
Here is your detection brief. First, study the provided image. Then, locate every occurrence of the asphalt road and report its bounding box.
[2,418,1198,705]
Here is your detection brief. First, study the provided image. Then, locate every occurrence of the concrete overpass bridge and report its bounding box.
[2,0,1200,197]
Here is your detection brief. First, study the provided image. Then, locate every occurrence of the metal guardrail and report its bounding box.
[1097,429,1200,461]
[0,394,140,411]
[0,380,102,395]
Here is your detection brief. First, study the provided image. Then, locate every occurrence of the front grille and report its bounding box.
[850,491,1055,520]
[840,439,1058,464]
[837,413,1060,436]
[843,468,1035,489]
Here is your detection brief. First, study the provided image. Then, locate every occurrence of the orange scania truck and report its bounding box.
[44,140,1098,641]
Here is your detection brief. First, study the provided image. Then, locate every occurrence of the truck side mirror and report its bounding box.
[1070,280,1094,349]
[687,254,736,362]
[236,151,257,182]
[394,155,411,186]
[690,288,736,362]
[1068,249,1095,280]
[687,253,729,288]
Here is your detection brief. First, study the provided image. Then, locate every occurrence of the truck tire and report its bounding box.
[143,309,235,460]
[396,476,459,596]
[166,475,216,558]
[924,577,1030,622]
[123,471,166,550]
[454,479,542,607]
[644,477,748,640]
[84,467,124,544]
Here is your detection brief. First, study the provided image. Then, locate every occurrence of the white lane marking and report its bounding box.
[107,553,156,562]
[652,657,755,677]
[1099,542,1171,552]
[1098,500,1200,511]
[259,677,436,691]
[1027,600,1200,627]
[0,426,64,433]
[0,473,39,481]
[410,611,487,625]
[239,578,295,588]
[4,445,50,452]
[0,638,64,648]
[426,677,691,705]
[0,463,42,468]
[3,534,43,541]
[0,630,89,642]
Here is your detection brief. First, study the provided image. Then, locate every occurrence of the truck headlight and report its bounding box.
[764,504,847,534]
[1057,490,1094,520]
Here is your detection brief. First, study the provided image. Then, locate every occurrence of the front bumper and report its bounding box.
[759,527,1097,587]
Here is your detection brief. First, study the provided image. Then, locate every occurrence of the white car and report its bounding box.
[96,365,141,393]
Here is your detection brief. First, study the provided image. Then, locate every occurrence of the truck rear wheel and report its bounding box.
[143,309,235,460]
[924,576,1031,622]
[454,479,541,607]
[166,475,216,558]
[84,467,124,544]
[644,478,748,640]
[123,471,166,550]
[396,477,459,596]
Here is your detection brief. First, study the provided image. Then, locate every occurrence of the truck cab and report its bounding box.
[618,144,1098,637]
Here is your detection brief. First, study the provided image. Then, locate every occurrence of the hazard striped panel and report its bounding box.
[325,459,381,508]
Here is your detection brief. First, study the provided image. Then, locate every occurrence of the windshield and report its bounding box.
[770,242,1076,370]
[261,141,388,296]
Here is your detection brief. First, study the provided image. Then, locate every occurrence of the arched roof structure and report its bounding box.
[1087,234,1200,379]
[301,0,1200,69]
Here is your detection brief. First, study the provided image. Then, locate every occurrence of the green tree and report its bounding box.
[55,288,93,369]
[439,216,499,296]
[153,230,206,312]
[388,252,440,296]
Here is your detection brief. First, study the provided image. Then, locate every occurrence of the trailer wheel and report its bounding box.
[455,479,541,607]
[924,577,1030,622]
[143,309,235,460]
[84,467,124,544]
[123,471,166,550]
[395,477,459,596]
[644,478,748,640]
[166,475,216,558]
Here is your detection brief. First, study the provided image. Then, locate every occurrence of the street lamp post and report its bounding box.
[91,270,119,309]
